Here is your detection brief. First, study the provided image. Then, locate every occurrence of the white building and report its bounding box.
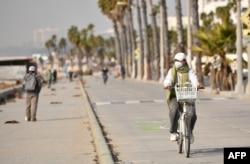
[167,0,249,30]
[198,0,249,24]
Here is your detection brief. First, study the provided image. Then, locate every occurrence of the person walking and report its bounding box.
[120,65,125,79]
[163,52,204,143]
[68,65,73,82]
[52,69,57,84]
[46,69,53,88]
[23,66,42,122]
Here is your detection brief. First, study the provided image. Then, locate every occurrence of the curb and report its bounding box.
[79,80,114,164]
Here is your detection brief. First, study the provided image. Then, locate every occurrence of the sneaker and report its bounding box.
[31,118,37,122]
[170,133,178,141]
[190,132,194,144]
[25,116,30,121]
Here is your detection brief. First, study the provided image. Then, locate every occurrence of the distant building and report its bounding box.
[198,0,249,24]
[33,28,59,48]
[167,0,249,30]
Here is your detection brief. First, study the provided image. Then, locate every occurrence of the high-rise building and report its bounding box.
[33,28,59,47]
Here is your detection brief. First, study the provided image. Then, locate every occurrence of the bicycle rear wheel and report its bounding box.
[183,119,190,157]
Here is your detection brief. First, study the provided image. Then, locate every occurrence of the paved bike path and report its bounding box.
[84,75,250,164]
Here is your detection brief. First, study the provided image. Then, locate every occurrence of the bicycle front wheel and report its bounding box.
[178,132,183,154]
[183,119,190,158]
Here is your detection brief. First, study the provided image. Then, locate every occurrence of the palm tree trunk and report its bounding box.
[136,0,144,80]
[149,0,160,81]
[161,0,171,72]
[112,19,122,65]
[127,1,136,78]
[175,0,185,52]
[121,22,129,77]
[191,0,204,84]
[125,11,132,77]
[141,0,151,80]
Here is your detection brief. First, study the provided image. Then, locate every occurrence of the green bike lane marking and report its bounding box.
[135,119,170,131]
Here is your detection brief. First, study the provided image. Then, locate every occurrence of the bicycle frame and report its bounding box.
[177,102,191,158]
[175,82,196,158]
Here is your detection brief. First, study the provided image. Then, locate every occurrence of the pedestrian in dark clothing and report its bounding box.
[53,69,57,83]
[120,65,125,79]
[102,67,109,84]
[23,66,42,122]
[68,65,73,82]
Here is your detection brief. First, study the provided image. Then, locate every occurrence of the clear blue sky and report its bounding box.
[0,0,186,48]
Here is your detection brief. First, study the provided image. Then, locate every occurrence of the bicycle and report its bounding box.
[175,82,198,158]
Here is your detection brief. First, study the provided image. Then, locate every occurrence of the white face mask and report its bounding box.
[175,61,183,68]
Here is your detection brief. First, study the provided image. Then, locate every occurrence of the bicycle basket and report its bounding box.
[175,83,197,102]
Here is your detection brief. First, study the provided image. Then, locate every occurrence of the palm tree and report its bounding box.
[87,23,94,35]
[45,39,54,66]
[45,39,52,55]
[125,0,136,78]
[98,0,122,69]
[136,0,144,80]
[58,37,67,67]
[149,0,160,80]
[175,0,185,52]
[193,4,237,92]
[191,0,204,84]
[58,37,67,57]
[141,0,151,80]
[67,25,82,76]
[161,0,171,72]
[115,1,130,77]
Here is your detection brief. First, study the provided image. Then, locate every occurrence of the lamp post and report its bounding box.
[235,0,244,94]
[159,3,165,83]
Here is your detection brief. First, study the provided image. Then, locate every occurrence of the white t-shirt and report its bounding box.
[163,68,198,87]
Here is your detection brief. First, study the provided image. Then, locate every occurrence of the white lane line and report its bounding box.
[153,99,165,103]
[93,97,233,106]
[126,100,140,104]
[94,102,111,106]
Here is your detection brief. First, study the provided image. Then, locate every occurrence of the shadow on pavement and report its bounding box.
[191,147,223,158]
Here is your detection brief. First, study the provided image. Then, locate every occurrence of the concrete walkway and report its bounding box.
[1,75,249,164]
[0,78,97,164]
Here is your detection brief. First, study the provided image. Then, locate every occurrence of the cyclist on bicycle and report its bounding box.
[163,52,204,143]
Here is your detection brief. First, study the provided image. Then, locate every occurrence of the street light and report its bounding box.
[235,0,244,94]
[159,3,165,83]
